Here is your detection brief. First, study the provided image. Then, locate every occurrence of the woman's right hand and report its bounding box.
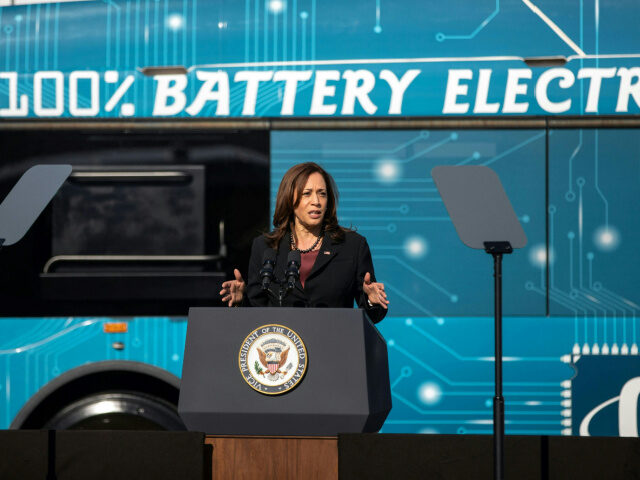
[220,269,246,307]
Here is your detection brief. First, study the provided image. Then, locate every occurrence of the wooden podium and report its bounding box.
[205,435,338,480]
[180,308,390,479]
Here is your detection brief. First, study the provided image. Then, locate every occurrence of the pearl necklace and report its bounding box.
[290,230,323,253]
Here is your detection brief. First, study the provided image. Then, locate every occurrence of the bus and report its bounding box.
[1,0,639,437]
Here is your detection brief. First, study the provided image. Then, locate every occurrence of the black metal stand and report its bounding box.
[278,282,297,307]
[260,283,282,306]
[484,241,512,480]
[260,280,293,307]
[262,280,293,307]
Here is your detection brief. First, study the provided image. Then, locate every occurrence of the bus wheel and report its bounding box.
[11,361,185,431]
[43,391,185,430]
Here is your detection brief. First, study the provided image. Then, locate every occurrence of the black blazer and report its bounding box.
[246,230,387,323]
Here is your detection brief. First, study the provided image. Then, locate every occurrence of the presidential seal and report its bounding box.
[238,324,308,395]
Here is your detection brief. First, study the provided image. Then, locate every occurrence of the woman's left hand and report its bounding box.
[363,272,389,309]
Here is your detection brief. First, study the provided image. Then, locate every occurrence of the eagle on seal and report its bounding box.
[257,346,290,376]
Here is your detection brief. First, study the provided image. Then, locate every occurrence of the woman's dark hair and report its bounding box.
[265,162,349,248]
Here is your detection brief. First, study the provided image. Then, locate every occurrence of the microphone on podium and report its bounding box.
[259,249,277,291]
[285,250,301,293]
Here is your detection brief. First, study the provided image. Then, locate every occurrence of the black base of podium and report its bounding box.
[338,434,640,480]
[0,430,211,480]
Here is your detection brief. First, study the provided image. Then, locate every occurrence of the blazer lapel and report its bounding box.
[306,232,339,281]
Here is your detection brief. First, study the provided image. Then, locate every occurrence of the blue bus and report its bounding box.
[1,0,639,437]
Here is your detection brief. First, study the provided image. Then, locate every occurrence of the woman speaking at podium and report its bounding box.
[219,162,388,323]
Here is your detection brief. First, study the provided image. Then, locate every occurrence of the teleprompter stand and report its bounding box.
[484,240,512,480]
[432,166,527,480]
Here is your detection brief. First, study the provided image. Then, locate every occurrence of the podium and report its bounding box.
[178,307,391,436]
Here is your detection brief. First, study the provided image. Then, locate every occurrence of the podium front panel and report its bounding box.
[178,307,391,436]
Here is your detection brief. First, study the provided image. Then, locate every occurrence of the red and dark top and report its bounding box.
[299,249,320,288]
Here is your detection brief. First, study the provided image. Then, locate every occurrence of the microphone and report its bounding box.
[259,249,277,291]
[284,250,301,292]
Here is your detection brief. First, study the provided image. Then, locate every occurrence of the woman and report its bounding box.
[220,162,388,323]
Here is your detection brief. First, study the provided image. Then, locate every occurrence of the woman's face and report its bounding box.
[293,172,327,231]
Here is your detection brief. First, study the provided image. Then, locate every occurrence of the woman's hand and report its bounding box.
[363,272,389,309]
[220,269,246,307]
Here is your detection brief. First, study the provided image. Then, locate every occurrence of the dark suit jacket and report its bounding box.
[246,230,387,323]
